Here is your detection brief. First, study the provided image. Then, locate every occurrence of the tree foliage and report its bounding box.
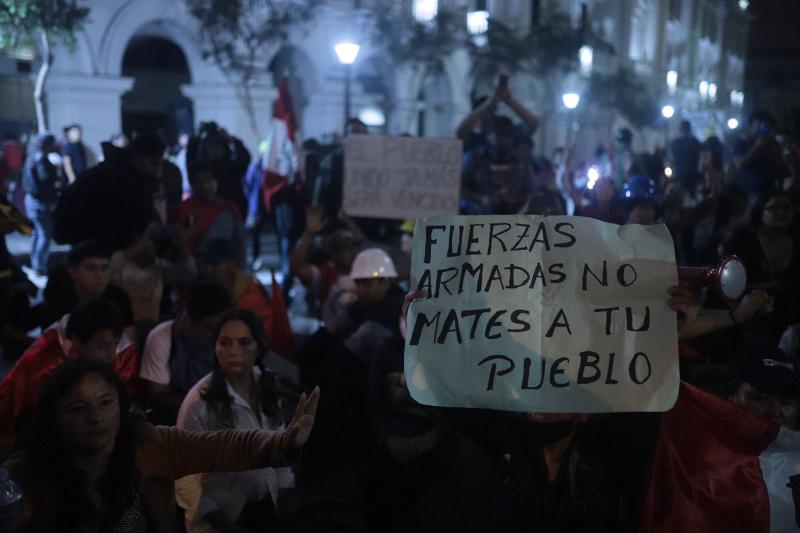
[0,0,90,131]
[187,0,319,138]
[0,0,88,47]
[369,2,465,77]
[587,65,660,129]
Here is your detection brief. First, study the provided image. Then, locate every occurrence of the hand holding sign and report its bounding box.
[403,215,679,414]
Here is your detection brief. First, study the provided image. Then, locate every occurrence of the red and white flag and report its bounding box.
[640,381,800,533]
[262,79,298,213]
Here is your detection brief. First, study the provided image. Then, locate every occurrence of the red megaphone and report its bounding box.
[678,255,747,302]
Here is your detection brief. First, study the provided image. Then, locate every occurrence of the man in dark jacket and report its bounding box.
[22,133,63,275]
[53,132,163,252]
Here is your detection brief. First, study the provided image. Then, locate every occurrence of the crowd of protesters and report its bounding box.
[0,72,798,532]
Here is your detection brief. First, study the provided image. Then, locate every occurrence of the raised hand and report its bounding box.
[283,386,320,450]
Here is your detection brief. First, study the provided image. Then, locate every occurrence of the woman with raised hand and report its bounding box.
[3,357,319,533]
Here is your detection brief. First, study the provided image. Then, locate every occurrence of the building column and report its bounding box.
[46,74,134,159]
[182,82,276,154]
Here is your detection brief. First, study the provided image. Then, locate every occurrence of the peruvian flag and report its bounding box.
[262,79,298,213]
[640,381,800,532]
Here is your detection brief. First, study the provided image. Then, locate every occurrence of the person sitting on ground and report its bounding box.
[179,161,245,266]
[176,309,294,533]
[204,238,295,360]
[322,247,405,347]
[725,190,799,341]
[3,357,319,533]
[290,205,361,315]
[0,298,137,448]
[138,281,232,425]
[38,240,131,329]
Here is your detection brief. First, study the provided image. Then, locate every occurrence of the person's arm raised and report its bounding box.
[290,206,326,287]
[162,387,320,479]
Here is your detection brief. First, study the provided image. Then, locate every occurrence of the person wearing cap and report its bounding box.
[37,239,132,329]
[204,238,295,360]
[730,343,800,428]
[290,205,361,314]
[22,132,64,276]
[322,247,404,344]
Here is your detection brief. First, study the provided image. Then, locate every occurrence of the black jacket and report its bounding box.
[53,143,155,251]
[22,151,61,202]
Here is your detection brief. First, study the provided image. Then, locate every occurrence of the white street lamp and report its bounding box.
[467,10,489,46]
[708,83,718,102]
[334,42,361,130]
[562,93,580,145]
[334,42,360,65]
[562,93,580,110]
[661,105,675,119]
[666,70,678,92]
[579,45,593,76]
[727,118,739,130]
[413,0,438,22]
[698,80,709,99]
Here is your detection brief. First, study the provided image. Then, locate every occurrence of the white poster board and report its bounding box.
[343,134,462,220]
[404,214,679,413]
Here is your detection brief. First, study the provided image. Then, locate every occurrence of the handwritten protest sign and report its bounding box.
[343,134,462,220]
[404,215,679,413]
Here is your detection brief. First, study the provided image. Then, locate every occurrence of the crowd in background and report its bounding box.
[0,74,798,532]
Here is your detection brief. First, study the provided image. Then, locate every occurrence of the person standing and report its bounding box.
[22,133,63,276]
[670,120,702,195]
[62,123,88,183]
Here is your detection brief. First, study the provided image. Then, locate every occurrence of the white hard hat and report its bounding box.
[350,248,398,280]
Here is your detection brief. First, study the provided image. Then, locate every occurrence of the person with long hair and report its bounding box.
[176,309,293,532]
[725,189,799,340]
[2,357,319,533]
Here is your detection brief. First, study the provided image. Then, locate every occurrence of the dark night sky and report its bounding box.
[745,0,800,134]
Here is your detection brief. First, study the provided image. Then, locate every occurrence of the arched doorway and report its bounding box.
[121,35,193,145]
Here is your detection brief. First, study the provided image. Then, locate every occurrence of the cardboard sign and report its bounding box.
[343,134,462,220]
[404,215,679,413]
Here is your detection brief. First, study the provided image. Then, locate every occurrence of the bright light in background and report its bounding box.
[738,0,749,11]
[334,42,360,65]
[586,166,600,189]
[665,166,673,178]
[562,92,580,110]
[661,105,675,119]
[708,83,717,102]
[698,80,709,98]
[413,0,438,22]
[666,70,678,92]
[467,10,489,46]
[579,45,593,75]
[730,90,744,107]
[358,107,385,127]
[727,118,739,130]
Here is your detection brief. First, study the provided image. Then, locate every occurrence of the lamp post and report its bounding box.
[562,93,580,145]
[334,42,360,131]
[661,105,675,146]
